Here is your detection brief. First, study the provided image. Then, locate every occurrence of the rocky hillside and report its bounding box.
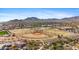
[0,16,79,30]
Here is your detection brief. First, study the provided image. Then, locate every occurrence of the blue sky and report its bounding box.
[0,8,79,22]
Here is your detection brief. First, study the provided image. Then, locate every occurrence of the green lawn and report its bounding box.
[0,31,9,36]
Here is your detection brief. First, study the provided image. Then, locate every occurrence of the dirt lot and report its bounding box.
[9,28,73,40]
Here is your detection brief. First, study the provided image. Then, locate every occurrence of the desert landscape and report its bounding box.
[1,8,79,50]
[0,17,79,50]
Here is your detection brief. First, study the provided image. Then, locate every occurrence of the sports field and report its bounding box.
[9,28,73,40]
[0,31,9,36]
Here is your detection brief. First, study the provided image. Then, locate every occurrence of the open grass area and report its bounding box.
[0,31,9,36]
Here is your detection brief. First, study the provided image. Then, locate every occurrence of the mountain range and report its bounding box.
[0,16,79,29]
[8,16,79,22]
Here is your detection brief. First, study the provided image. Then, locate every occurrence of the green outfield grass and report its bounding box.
[0,31,9,36]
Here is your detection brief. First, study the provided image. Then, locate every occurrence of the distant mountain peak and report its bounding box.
[62,16,79,21]
[10,19,19,22]
[25,17,39,20]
